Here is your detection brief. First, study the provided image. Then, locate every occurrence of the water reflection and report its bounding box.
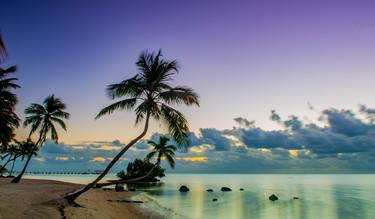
[144,174,375,219]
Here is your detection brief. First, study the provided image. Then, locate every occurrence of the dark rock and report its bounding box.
[129,188,136,192]
[293,197,299,200]
[179,185,189,192]
[221,187,232,192]
[212,198,218,202]
[206,189,213,192]
[239,188,244,191]
[115,184,125,192]
[269,194,279,201]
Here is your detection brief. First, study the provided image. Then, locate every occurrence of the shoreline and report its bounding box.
[0,178,165,219]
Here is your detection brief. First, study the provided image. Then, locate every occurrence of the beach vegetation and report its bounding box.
[117,158,165,182]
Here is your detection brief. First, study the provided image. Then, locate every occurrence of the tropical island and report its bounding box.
[2,1,375,219]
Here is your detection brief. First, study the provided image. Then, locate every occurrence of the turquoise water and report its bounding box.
[26,174,375,219]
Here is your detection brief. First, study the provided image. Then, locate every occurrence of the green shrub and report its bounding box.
[117,158,165,181]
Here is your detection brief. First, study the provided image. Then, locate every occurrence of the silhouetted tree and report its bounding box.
[0,33,19,150]
[117,158,165,181]
[12,95,69,183]
[65,50,199,203]
[146,136,176,168]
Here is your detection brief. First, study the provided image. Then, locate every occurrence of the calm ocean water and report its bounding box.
[26,174,375,219]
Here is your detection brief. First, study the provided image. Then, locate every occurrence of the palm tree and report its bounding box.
[8,139,37,176]
[0,33,19,150]
[146,136,176,168]
[11,95,69,183]
[65,50,199,203]
[0,142,19,175]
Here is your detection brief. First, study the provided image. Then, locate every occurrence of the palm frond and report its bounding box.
[165,154,175,169]
[51,117,67,131]
[161,104,190,147]
[106,76,144,99]
[158,86,199,106]
[0,66,17,77]
[96,98,137,119]
[145,151,157,161]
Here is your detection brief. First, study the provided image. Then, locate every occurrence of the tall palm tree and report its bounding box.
[11,95,69,183]
[65,50,199,203]
[146,136,176,168]
[0,33,19,150]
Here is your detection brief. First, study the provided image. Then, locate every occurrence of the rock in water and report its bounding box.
[239,188,244,191]
[212,198,218,202]
[269,194,279,201]
[206,189,213,192]
[179,185,190,192]
[115,184,124,192]
[221,187,232,192]
[293,197,299,200]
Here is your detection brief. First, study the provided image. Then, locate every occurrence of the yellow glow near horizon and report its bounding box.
[33,157,45,162]
[289,150,299,157]
[190,147,206,153]
[55,156,71,161]
[259,148,271,153]
[90,157,107,163]
[97,145,121,151]
[177,156,208,162]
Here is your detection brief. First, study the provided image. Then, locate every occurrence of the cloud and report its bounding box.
[17,105,375,173]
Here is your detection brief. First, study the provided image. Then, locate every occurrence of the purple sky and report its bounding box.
[2,0,375,172]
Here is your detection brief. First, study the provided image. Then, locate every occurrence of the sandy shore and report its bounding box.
[0,178,162,219]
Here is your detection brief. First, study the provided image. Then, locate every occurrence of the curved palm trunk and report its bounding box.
[11,154,32,183]
[0,156,12,174]
[11,138,42,183]
[64,112,150,203]
[9,156,16,176]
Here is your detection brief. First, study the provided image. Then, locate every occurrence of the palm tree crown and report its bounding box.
[0,64,19,149]
[96,50,199,146]
[146,136,177,168]
[24,95,70,145]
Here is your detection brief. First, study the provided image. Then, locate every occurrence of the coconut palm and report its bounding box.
[0,142,19,174]
[0,35,19,150]
[146,136,176,168]
[8,139,37,176]
[65,50,199,203]
[11,95,69,183]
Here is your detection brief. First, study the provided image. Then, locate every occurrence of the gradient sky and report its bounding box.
[2,0,375,172]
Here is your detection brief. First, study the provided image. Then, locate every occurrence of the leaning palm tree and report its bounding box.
[11,95,69,183]
[65,50,199,203]
[8,139,37,176]
[146,136,176,168]
[0,142,19,174]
